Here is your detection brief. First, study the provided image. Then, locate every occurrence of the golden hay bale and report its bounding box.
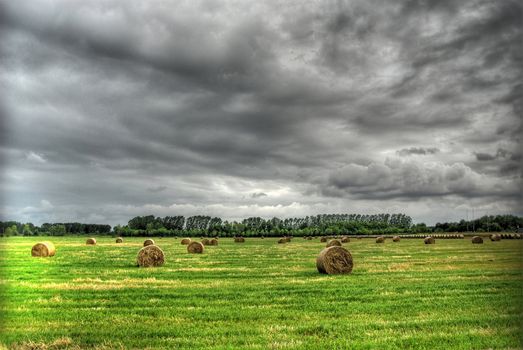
[209,238,219,246]
[471,236,483,244]
[326,239,342,247]
[278,238,287,244]
[234,237,245,243]
[307,236,313,240]
[375,236,385,243]
[115,237,123,243]
[285,237,292,242]
[187,241,204,254]
[86,238,96,245]
[320,237,328,242]
[392,236,400,242]
[316,246,353,275]
[341,236,350,243]
[490,234,501,241]
[143,239,155,247]
[136,245,165,267]
[181,238,192,245]
[201,238,210,245]
[31,242,56,257]
[424,236,435,244]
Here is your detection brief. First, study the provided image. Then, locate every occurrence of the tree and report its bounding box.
[49,225,66,236]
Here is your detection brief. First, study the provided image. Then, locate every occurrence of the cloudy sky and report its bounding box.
[1,0,521,226]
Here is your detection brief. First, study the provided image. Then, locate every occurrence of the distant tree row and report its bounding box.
[433,215,523,233]
[1,214,521,237]
[0,221,110,236]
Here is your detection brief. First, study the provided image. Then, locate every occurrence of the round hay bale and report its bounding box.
[375,236,385,243]
[143,239,155,247]
[320,237,328,243]
[471,236,483,244]
[201,238,210,246]
[392,236,400,242]
[209,238,218,246]
[31,242,56,257]
[136,245,165,267]
[326,239,342,247]
[490,234,501,241]
[278,238,287,244]
[187,241,204,254]
[86,238,96,245]
[234,237,245,243]
[307,236,313,240]
[115,237,123,243]
[316,246,353,275]
[341,236,350,243]
[181,238,191,245]
[424,236,435,244]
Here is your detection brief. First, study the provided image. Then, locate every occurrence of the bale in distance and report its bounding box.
[234,237,245,243]
[326,239,342,248]
[143,239,155,247]
[320,237,328,243]
[209,238,219,246]
[115,237,123,243]
[201,238,210,246]
[137,245,165,267]
[278,238,287,244]
[341,236,350,243]
[181,238,192,245]
[376,236,385,243]
[392,236,400,242]
[31,242,56,257]
[471,236,483,244]
[424,236,435,244]
[86,238,96,245]
[316,246,353,275]
[187,241,204,254]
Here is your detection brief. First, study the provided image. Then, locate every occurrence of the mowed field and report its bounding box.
[0,236,522,350]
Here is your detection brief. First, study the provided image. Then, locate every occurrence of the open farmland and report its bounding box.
[0,236,522,349]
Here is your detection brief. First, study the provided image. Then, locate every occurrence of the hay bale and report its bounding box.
[326,239,342,247]
[424,236,435,244]
[31,242,56,257]
[316,246,353,275]
[375,236,385,243]
[341,236,350,243]
[115,237,123,243]
[490,234,500,241]
[209,238,218,246]
[201,238,210,245]
[136,245,165,267]
[278,238,287,244]
[143,239,155,247]
[234,237,245,243]
[86,238,96,245]
[392,236,400,242]
[187,241,204,254]
[307,236,313,240]
[320,237,328,242]
[181,238,191,245]
[471,236,483,244]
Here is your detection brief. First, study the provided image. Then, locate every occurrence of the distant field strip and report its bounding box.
[0,237,522,349]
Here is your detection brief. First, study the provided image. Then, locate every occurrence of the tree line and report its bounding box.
[0,214,520,237]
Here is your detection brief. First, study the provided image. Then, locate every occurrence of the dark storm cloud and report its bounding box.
[1,0,521,225]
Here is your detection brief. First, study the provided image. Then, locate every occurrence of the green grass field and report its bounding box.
[0,236,522,349]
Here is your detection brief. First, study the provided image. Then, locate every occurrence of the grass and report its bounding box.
[0,236,522,349]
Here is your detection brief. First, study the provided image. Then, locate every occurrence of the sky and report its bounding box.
[0,0,521,226]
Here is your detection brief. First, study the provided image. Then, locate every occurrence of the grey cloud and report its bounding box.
[250,192,268,199]
[397,147,440,156]
[1,0,521,225]
[147,186,167,193]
